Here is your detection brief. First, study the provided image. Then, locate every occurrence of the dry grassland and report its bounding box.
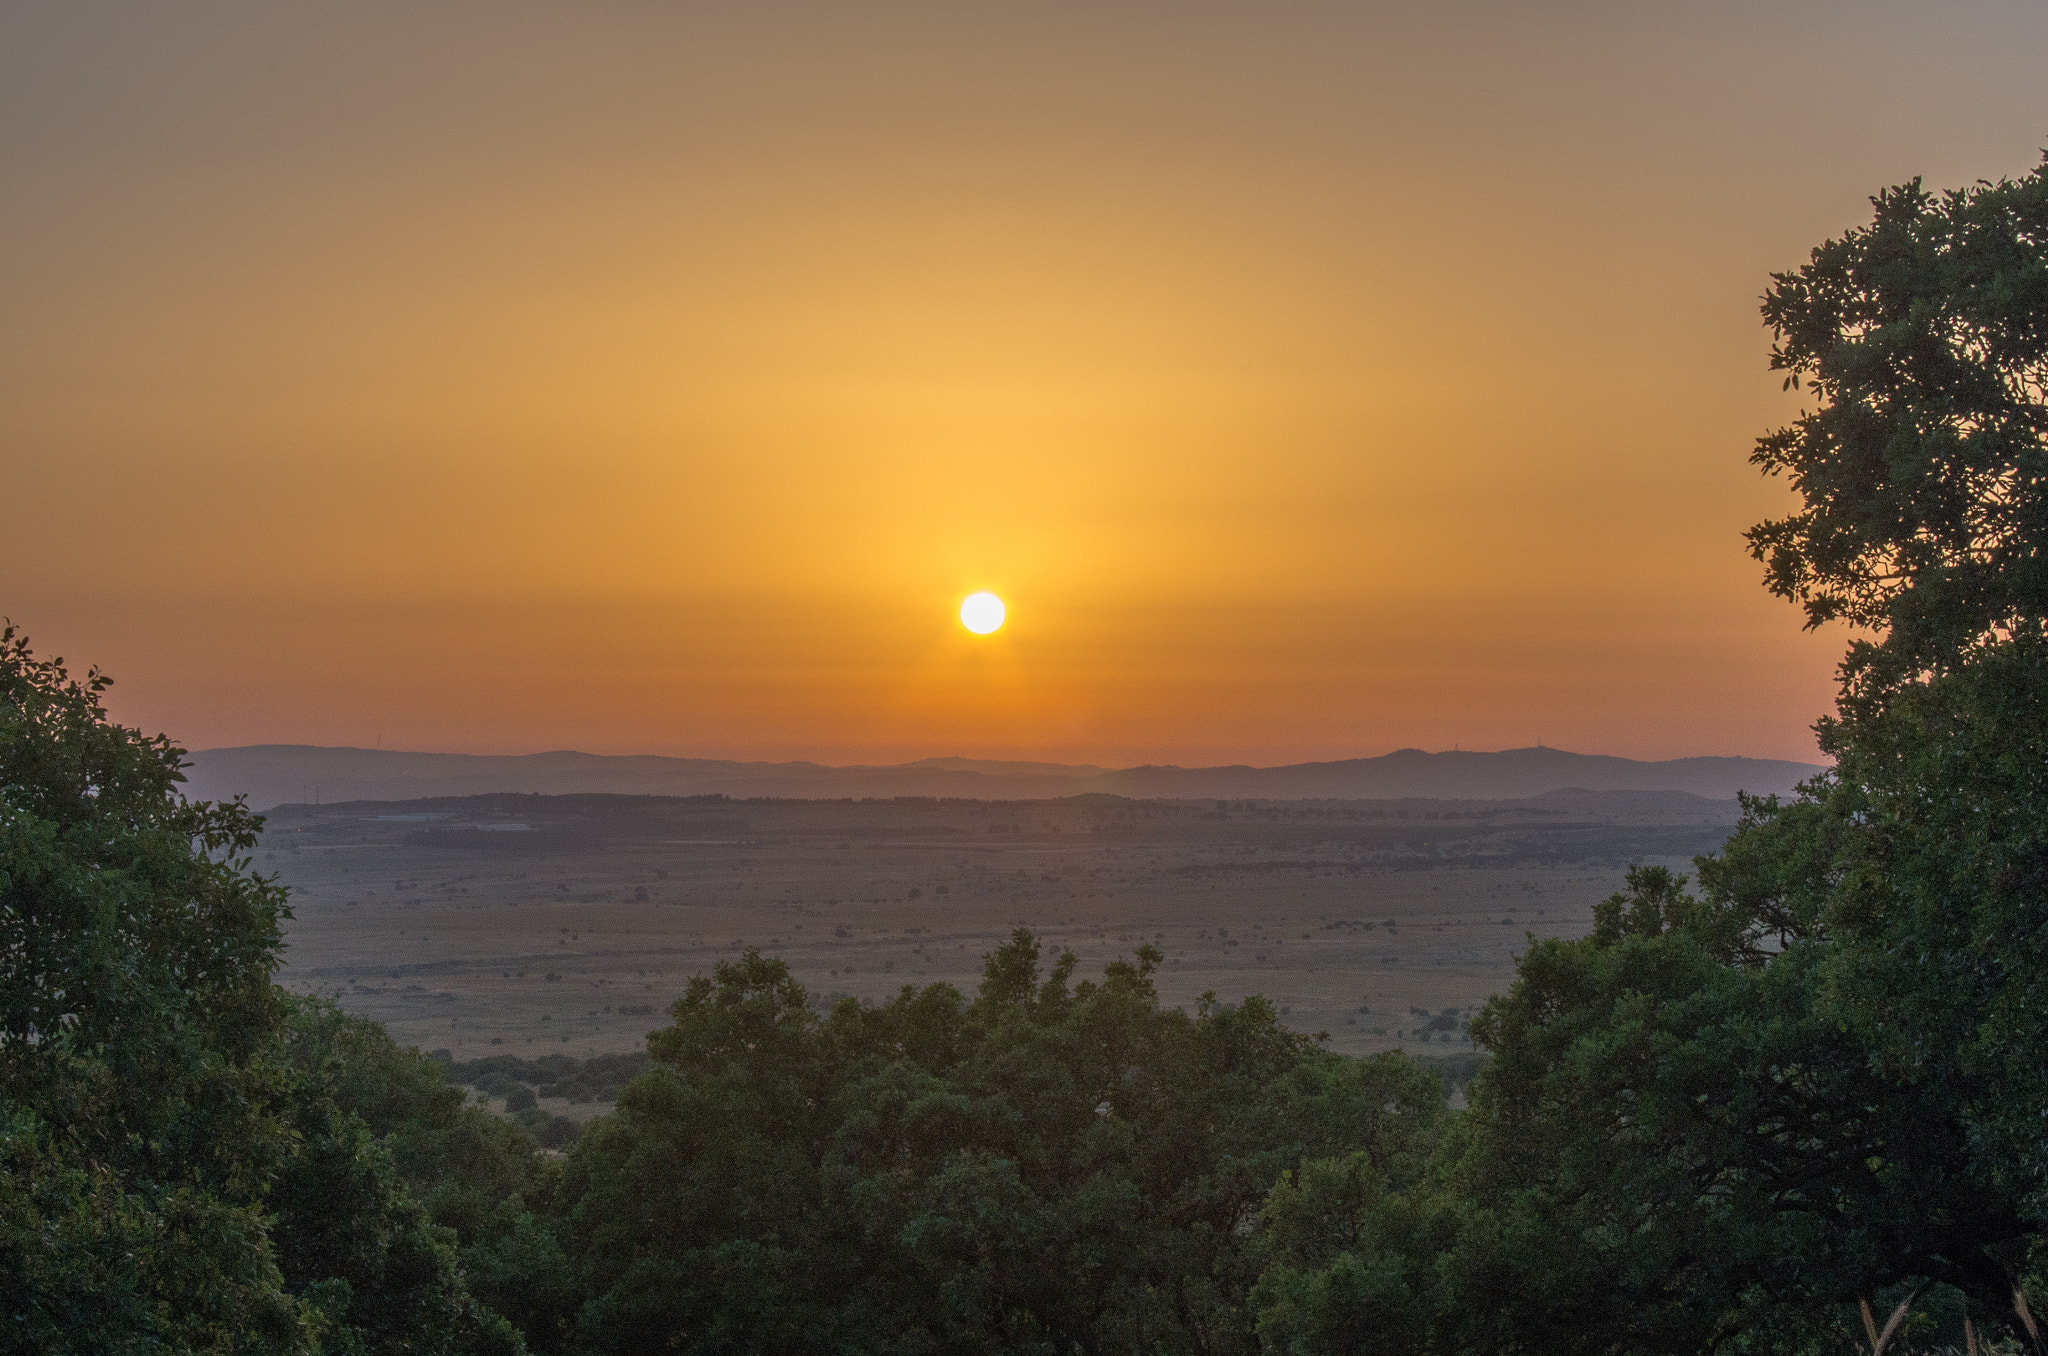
[264,791,1739,1070]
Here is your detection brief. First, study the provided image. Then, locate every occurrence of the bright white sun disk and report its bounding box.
[960,592,1006,634]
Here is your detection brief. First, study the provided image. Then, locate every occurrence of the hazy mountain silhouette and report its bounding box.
[184,744,1824,810]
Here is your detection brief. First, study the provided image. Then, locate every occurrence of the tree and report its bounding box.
[1750,158,2048,684]
[271,998,539,1355]
[1253,866,2032,1356]
[1249,159,2048,1356]
[0,624,525,1354]
[0,623,315,1353]
[1745,156,2048,1333]
[552,933,1442,1355]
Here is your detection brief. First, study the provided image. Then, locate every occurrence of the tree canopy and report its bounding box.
[550,934,1444,1355]
[1242,160,2048,1356]
[0,624,525,1354]
[1751,159,2048,682]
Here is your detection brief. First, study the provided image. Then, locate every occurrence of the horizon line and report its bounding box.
[187,742,1832,773]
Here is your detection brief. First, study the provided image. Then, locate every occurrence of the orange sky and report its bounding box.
[6,3,2047,766]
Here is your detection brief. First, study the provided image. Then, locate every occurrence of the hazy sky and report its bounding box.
[6,3,2046,766]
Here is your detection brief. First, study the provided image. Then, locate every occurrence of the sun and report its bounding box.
[959,592,1006,635]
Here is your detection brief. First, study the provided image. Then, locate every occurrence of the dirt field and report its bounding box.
[261,790,1742,1063]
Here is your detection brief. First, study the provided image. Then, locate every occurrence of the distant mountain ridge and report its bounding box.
[183,744,1826,810]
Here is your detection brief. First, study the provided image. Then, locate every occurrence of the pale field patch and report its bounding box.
[263,792,1735,1061]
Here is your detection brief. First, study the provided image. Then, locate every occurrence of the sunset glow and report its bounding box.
[7,4,2046,766]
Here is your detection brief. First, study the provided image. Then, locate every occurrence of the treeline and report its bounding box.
[447,1051,649,1106]
[447,1052,649,1148]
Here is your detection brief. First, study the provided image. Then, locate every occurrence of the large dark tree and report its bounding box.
[1253,863,2033,1356]
[1750,158,2048,683]
[0,624,522,1355]
[1747,158,2048,1319]
[0,625,313,1352]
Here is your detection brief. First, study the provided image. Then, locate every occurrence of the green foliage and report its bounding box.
[1750,156,2048,682]
[549,931,1443,1355]
[1465,872,2025,1348]
[1248,867,2039,1356]
[1251,1151,1447,1356]
[1738,158,2048,1344]
[267,1079,521,1356]
[449,1052,647,1106]
[1245,160,2048,1356]
[278,997,557,1351]
[0,625,530,1354]
[1809,642,2048,1219]
[0,623,317,1353]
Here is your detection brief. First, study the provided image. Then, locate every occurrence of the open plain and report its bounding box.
[263,790,1742,1069]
